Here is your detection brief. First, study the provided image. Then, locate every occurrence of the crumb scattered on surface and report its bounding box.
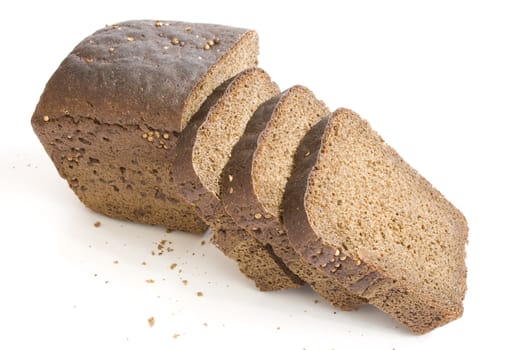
[277,326,280,330]
[141,261,147,266]
[94,221,101,228]
[148,317,155,327]
[166,228,175,233]
[196,291,203,297]
[170,263,177,270]
[155,239,174,255]
[146,279,155,284]
[314,300,319,304]
[173,333,180,339]
[203,322,208,327]
[201,240,206,246]
[113,260,119,264]
[182,280,188,286]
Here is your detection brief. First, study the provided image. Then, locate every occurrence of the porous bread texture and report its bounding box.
[34,115,205,232]
[174,68,303,290]
[222,86,366,310]
[32,20,258,233]
[283,108,468,334]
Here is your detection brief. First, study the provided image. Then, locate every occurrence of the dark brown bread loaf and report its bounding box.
[174,68,303,290]
[32,20,258,232]
[222,86,366,309]
[283,108,468,333]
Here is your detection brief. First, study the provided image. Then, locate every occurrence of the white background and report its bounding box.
[1,1,524,349]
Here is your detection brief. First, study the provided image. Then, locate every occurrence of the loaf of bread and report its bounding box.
[174,68,303,290]
[222,86,366,309]
[283,108,468,333]
[31,20,258,232]
[33,20,468,333]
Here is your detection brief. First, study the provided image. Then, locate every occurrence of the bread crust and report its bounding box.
[33,20,256,132]
[222,87,366,310]
[283,109,468,333]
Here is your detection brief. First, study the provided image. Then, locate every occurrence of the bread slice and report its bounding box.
[174,68,303,290]
[32,20,258,233]
[283,108,468,333]
[222,86,366,309]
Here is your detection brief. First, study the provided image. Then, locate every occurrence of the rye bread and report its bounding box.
[283,108,468,333]
[32,20,258,232]
[222,86,366,309]
[174,68,303,290]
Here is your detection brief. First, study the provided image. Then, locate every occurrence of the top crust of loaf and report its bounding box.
[32,20,258,132]
[283,108,468,333]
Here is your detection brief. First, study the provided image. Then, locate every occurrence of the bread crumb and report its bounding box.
[196,291,203,297]
[146,279,155,284]
[200,240,206,246]
[148,317,155,327]
[170,263,177,270]
[141,261,147,266]
[94,221,101,228]
[203,322,208,327]
[314,300,319,304]
[182,280,188,286]
[173,333,180,339]
[113,260,119,264]
[166,228,175,233]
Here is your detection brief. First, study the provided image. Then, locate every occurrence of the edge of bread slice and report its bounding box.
[283,108,468,333]
[174,68,303,290]
[222,86,366,310]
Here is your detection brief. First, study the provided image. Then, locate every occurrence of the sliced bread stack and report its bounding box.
[222,86,365,310]
[173,68,303,291]
[32,20,468,334]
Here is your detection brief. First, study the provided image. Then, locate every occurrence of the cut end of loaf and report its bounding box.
[192,67,279,197]
[181,30,259,131]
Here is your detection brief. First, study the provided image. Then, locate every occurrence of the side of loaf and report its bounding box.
[283,108,468,334]
[222,86,366,310]
[173,68,303,291]
[32,20,259,232]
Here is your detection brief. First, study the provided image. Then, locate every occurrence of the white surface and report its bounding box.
[1,1,524,349]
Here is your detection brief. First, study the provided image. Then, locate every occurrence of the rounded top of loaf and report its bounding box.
[32,20,258,132]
